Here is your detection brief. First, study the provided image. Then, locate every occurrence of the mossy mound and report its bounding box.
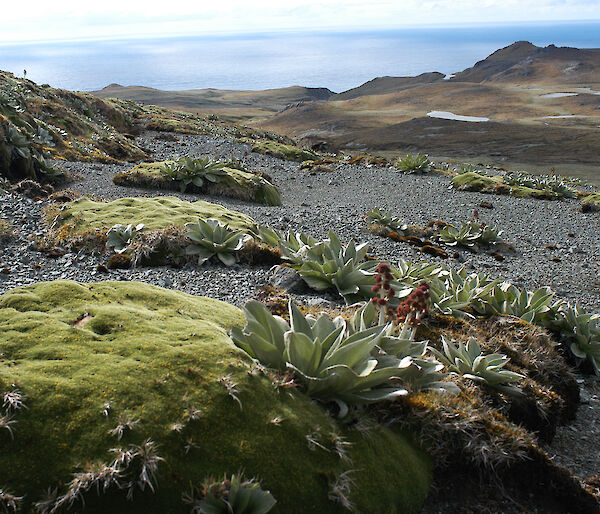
[581,192,600,212]
[251,141,317,162]
[113,161,282,206]
[51,196,256,238]
[451,172,558,200]
[0,280,432,513]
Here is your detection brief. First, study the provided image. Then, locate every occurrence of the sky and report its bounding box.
[2,0,600,44]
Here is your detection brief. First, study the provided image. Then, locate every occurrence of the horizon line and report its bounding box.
[2,19,600,47]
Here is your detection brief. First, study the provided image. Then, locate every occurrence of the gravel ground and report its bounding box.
[51,131,600,312]
[1,130,599,507]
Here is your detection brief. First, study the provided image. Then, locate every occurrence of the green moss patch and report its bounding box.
[0,280,431,512]
[52,196,256,237]
[451,172,558,200]
[581,192,600,212]
[251,141,317,162]
[113,161,281,206]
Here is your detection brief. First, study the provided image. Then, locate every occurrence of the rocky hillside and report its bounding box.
[91,84,335,122]
[454,41,600,84]
[0,71,290,182]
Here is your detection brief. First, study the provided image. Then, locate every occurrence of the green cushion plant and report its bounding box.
[0,280,432,513]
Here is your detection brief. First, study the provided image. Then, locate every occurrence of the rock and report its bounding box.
[268,265,306,292]
[306,297,332,308]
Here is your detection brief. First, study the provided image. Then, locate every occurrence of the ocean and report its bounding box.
[1,22,600,93]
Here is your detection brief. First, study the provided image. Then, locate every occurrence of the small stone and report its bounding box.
[306,298,332,308]
[267,265,306,292]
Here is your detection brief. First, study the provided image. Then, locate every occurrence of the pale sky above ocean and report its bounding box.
[2,22,600,92]
[2,0,600,44]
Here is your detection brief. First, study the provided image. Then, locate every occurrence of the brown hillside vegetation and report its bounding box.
[87,41,600,179]
[257,42,600,174]
[454,40,600,84]
[92,84,334,122]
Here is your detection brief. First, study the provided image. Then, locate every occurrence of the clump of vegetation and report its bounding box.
[186,218,251,266]
[106,223,145,253]
[44,196,258,265]
[451,171,581,200]
[278,230,377,304]
[251,141,317,162]
[395,154,434,174]
[0,219,14,242]
[161,156,226,192]
[550,305,600,375]
[365,207,407,235]
[344,153,391,167]
[183,473,276,514]
[504,171,577,198]
[231,300,454,416]
[581,192,600,212]
[432,337,524,395]
[1,71,146,166]
[49,196,255,237]
[438,220,502,248]
[1,93,61,182]
[0,280,433,513]
[114,158,282,206]
[365,207,503,257]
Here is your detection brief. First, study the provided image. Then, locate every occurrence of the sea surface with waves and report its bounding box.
[1,22,600,93]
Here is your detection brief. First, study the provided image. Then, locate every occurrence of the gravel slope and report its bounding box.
[1,130,599,509]
[44,131,600,312]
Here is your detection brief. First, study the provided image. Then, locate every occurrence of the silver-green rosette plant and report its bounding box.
[298,235,375,303]
[255,225,282,248]
[432,337,524,395]
[395,154,433,174]
[475,283,557,324]
[183,473,276,514]
[277,231,319,265]
[428,268,500,319]
[504,171,577,199]
[185,218,251,266]
[162,156,225,193]
[365,207,407,233]
[231,300,455,416]
[106,223,145,254]
[439,221,502,248]
[550,305,600,375]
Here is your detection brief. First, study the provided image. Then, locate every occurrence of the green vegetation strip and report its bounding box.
[581,192,600,210]
[54,196,256,235]
[0,280,431,512]
[114,161,281,205]
[251,141,317,162]
[451,171,561,199]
